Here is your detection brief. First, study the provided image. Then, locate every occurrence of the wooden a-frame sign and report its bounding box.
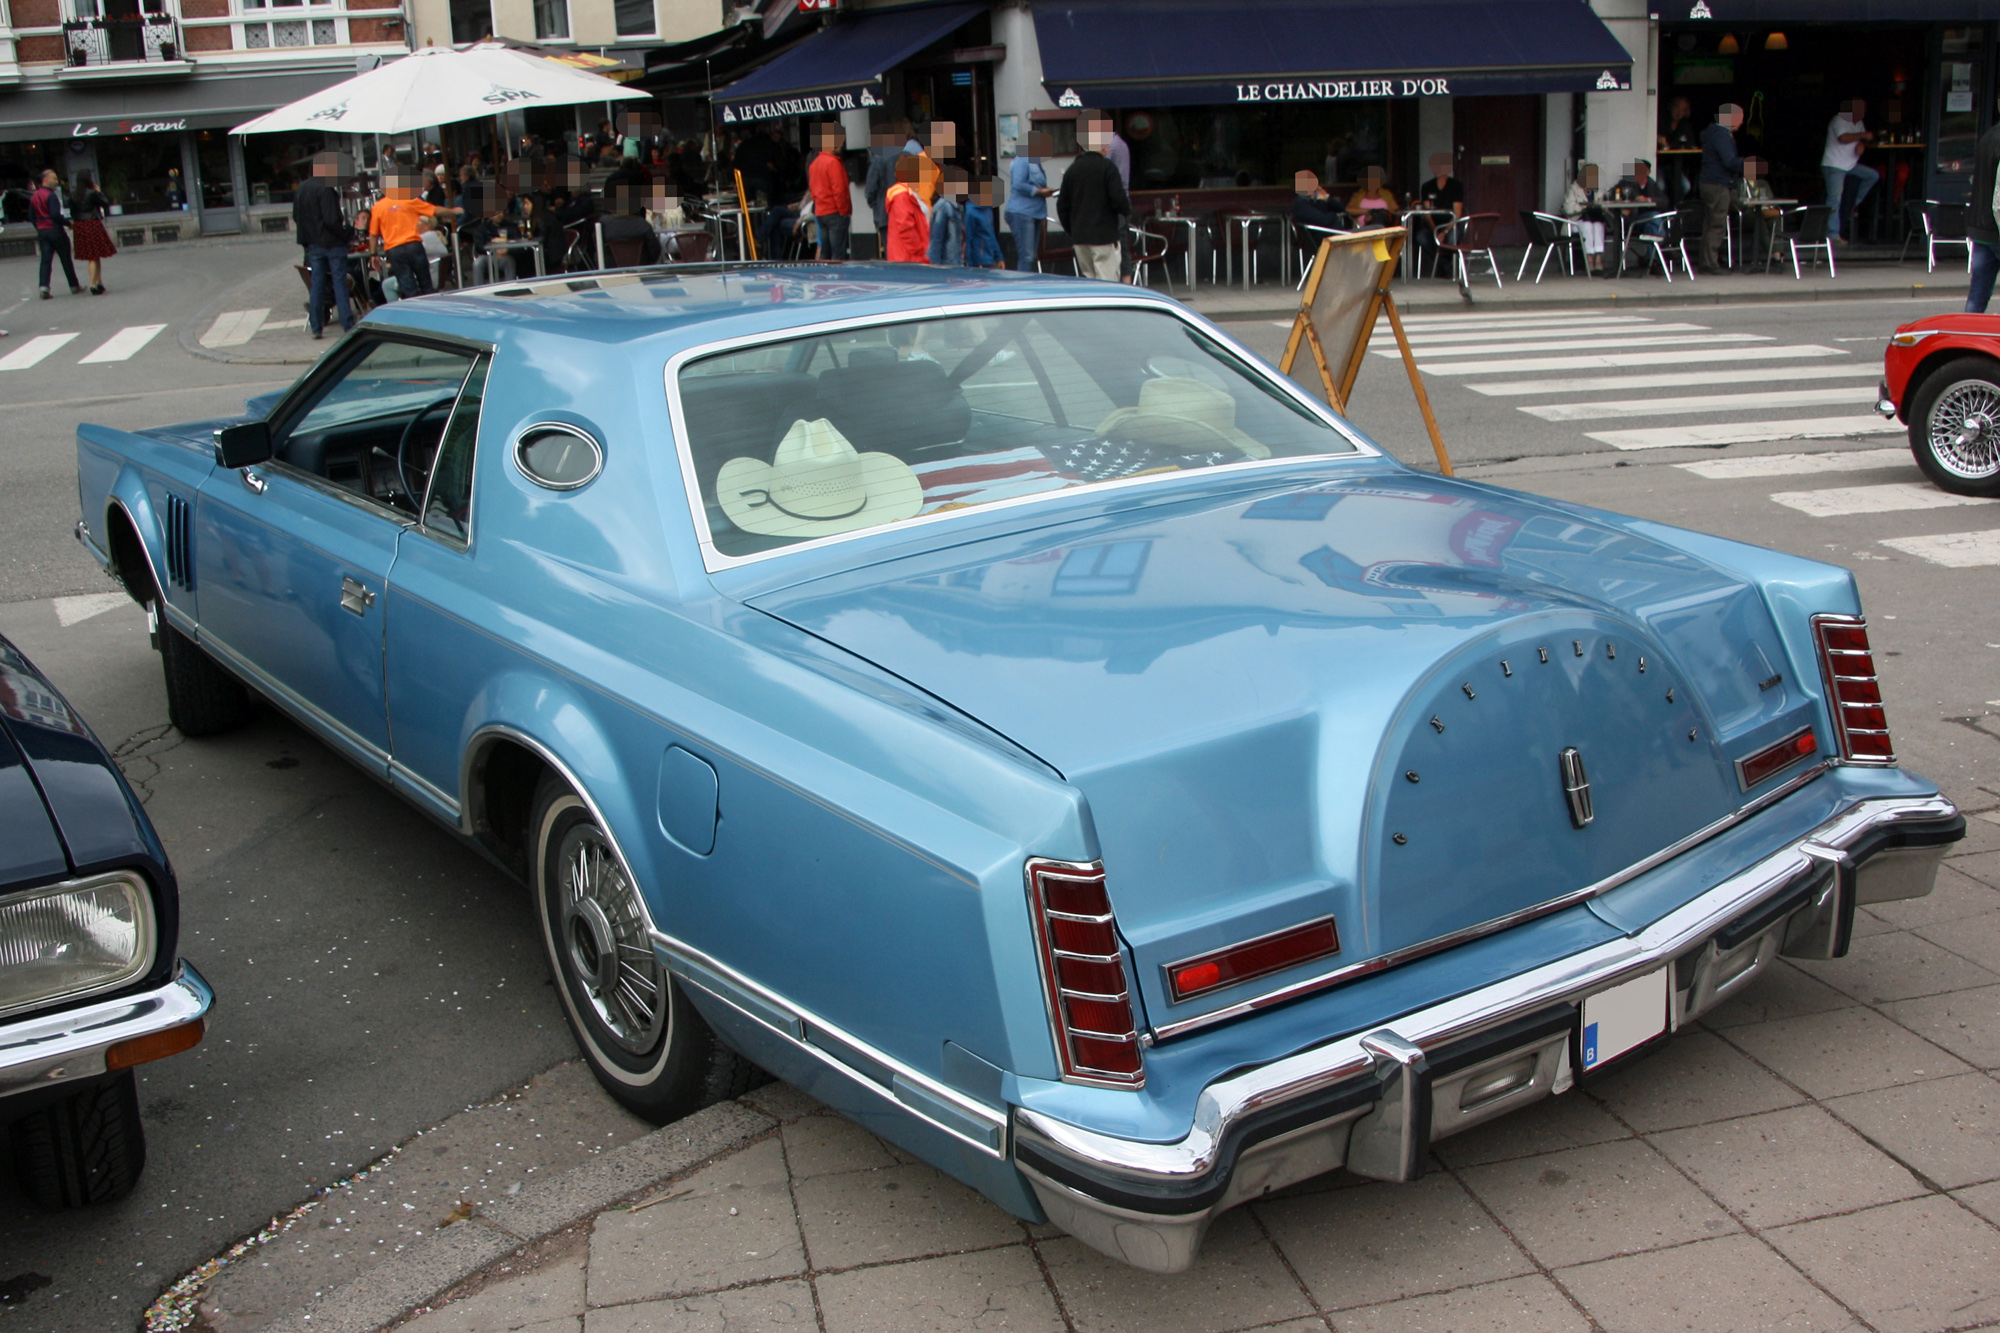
[1277,226,1454,476]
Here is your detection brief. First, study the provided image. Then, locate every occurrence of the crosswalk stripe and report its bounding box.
[1387,316,1660,335]
[1585,415,1904,450]
[1469,364,1882,397]
[1394,310,1648,328]
[1678,448,1914,480]
[1423,345,1847,376]
[1769,482,2000,517]
[200,308,269,348]
[1390,333,1774,361]
[1400,322,1712,347]
[0,333,80,371]
[1880,529,2000,566]
[1522,385,1881,422]
[76,324,166,364]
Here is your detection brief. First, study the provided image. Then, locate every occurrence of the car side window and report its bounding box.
[273,338,479,516]
[420,356,487,544]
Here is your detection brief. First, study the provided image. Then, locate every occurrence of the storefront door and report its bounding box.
[1455,97,1541,248]
[194,130,240,234]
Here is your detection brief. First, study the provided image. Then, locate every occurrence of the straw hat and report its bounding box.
[717,418,923,538]
[1095,377,1269,460]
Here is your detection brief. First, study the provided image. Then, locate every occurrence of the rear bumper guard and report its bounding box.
[1012,793,1961,1273]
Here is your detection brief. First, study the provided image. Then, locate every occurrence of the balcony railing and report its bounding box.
[64,14,183,66]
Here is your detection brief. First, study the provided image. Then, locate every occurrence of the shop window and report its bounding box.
[613,0,652,38]
[239,0,344,48]
[91,134,189,214]
[533,0,568,40]
[243,130,325,206]
[447,0,489,42]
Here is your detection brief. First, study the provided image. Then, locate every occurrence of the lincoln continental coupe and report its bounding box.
[75,266,1961,1270]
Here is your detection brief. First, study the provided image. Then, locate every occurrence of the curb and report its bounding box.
[175,257,324,369]
[183,1099,774,1333]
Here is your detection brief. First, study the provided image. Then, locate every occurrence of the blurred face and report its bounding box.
[1583,164,1600,188]
[1084,119,1112,152]
[1026,131,1052,157]
[1295,169,1320,193]
[1362,166,1385,192]
[1635,161,1650,182]
[929,121,957,156]
[1744,158,1762,182]
[1430,153,1450,180]
[40,169,57,187]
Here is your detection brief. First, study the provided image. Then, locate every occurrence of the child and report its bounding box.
[928,166,968,266]
[885,153,931,263]
[964,176,1004,268]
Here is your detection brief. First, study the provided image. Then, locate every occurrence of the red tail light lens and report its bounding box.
[1735,726,1818,790]
[1166,917,1343,1002]
[1026,859,1144,1086]
[1812,614,1896,764]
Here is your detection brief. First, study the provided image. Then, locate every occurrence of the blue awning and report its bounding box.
[1034,0,1635,107]
[714,2,983,121]
[1664,0,2000,18]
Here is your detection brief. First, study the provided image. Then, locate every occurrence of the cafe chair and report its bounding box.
[1129,224,1176,293]
[1638,205,1700,282]
[606,236,649,269]
[1896,198,1933,265]
[1516,211,1579,282]
[1036,234,1076,276]
[1441,212,1504,291]
[673,230,714,262]
[1294,221,1347,290]
[1920,201,1972,273]
[1778,205,1838,279]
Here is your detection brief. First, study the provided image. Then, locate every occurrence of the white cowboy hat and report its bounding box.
[717,417,923,538]
[1095,377,1269,459]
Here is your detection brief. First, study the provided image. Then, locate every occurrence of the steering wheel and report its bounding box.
[393,396,458,510]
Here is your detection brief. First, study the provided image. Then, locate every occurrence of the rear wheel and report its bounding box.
[9,1071,147,1209]
[157,609,254,736]
[529,773,762,1122]
[1907,355,2000,497]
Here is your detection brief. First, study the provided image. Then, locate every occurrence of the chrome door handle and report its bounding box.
[240,467,267,494]
[339,575,375,617]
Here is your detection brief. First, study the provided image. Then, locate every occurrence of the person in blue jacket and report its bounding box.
[965,177,1004,268]
[1006,131,1054,271]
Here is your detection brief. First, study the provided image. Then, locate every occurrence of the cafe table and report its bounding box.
[1146,212,1204,291]
[484,235,546,279]
[1225,211,1290,289]
[1398,208,1457,281]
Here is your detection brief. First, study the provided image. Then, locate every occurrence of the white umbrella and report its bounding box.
[229,43,649,137]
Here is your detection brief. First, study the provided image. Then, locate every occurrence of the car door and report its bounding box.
[194,334,483,773]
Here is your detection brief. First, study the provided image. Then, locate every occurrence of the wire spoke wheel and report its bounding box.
[556,823,666,1056]
[1926,379,2000,480]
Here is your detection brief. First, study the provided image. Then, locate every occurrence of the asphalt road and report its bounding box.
[0,243,1994,1331]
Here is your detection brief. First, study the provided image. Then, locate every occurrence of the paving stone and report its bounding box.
[817,1246,1062,1333]
[1918,911,2000,973]
[1255,1172,1530,1311]
[780,1112,901,1180]
[1945,847,2000,891]
[1039,1210,1310,1333]
[791,1159,1024,1269]
[1720,1006,1971,1099]
[1588,1029,1804,1133]
[400,1245,585,1333]
[584,1139,804,1307]
[1556,1234,1861,1333]
[582,1279,816,1332]
[1327,1274,1588,1333]
[1848,908,1898,940]
[1956,1180,2000,1227]
[1767,1196,2000,1333]
[1826,1071,2000,1190]
[1648,1104,1926,1228]
[1797,930,2000,1005]
[1882,984,2000,1070]
[1457,1138,1737,1270]
[1699,961,1856,1030]
[1866,864,2000,929]
[1432,1089,1631,1168]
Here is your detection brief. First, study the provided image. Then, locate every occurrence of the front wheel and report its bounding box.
[529,774,762,1123]
[157,610,254,736]
[1907,355,2000,497]
[10,1071,147,1209]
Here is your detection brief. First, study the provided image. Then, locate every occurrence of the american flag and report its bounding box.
[1036,437,1242,483]
[913,447,1080,512]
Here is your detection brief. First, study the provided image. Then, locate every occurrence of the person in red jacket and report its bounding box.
[884,152,931,263]
[807,122,852,261]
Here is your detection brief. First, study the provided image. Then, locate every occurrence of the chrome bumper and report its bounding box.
[0,961,212,1101]
[1013,794,1960,1273]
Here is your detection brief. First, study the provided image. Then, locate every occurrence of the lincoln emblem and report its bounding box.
[1559,747,1594,828]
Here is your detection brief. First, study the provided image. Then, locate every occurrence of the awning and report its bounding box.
[0,68,353,142]
[1662,0,2000,19]
[1034,0,1634,108]
[713,1,981,122]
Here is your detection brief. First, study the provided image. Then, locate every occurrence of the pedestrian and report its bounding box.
[369,167,460,300]
[928,166,968,267]
[293,150,355,339]
[69,170,116,295]
[807,122,851,261]
[1822,98,1880,243]
[29,169,82,300]
[884,153,931,263]
[917,121,949,205]
[1058,115,1130,282]
[1698,102,1745,274]
[1562,163,1611,275]
[965,178,1004,267]
[1006,130,1053,272]
[1966,112,2000,312]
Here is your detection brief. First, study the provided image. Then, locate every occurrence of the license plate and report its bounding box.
[1580,967,1669,1072]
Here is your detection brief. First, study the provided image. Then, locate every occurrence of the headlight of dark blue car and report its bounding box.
[0,871,156,1019]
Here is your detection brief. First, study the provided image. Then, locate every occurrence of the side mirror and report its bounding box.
[214,420,272,470]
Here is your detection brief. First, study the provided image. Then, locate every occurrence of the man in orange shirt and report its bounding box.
[884,152,930,263]
[369,167,461,299]
[807,123,851,261]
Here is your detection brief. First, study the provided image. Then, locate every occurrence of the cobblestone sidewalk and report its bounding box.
[374,808,2000,1333]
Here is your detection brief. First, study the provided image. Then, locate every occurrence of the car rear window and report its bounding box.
[676,307,1360,561]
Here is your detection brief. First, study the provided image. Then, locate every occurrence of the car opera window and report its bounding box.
[275,339,481,516]
[678,307,1358,560]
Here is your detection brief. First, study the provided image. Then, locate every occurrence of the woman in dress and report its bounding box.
[69,171,116,295]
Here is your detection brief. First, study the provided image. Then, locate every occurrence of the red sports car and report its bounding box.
[1879,313,2000,496]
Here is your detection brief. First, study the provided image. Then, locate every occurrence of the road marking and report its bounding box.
[1398,322,1709,347]
[1586,415,1904,450]
[1768,482,2000,517]
[201,308,269,348]
[1394,310,1650,328]
[0,333,80,370]
[1421,345,1846,376]
[1678,448,1914,479]
[1387,332,1773,360]
[52,592,130,627]
[1522,385,1882,422]
[77,324,167,364]
[1882,528,2000,566]
[262,318,308,331]
[1468,364,1882,397]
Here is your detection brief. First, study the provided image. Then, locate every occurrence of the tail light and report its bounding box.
[1025,859,1144,1086]
[1812,614,1896,764]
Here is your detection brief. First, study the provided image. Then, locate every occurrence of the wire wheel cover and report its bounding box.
[557,825,666,1055]
[1927,380,2000,479]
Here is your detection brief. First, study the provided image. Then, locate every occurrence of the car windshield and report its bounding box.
[677,307,1360,560]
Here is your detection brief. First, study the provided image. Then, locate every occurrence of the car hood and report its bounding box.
[747,468,1821,1031]
[0,637,153,875]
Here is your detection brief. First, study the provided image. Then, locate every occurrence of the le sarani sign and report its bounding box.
[70,117,189,136]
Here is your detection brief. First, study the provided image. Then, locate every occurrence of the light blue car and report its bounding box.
[75,266,1963,1271]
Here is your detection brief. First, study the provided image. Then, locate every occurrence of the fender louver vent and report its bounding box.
[165,494,194,590]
